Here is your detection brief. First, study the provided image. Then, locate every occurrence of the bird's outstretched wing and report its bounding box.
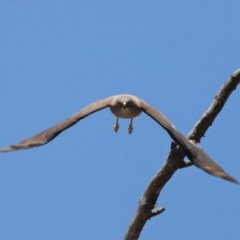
[141,100,238,184]
[1,94,238,184]
[0,98,111,152]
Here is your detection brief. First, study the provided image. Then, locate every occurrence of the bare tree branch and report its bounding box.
[124,69,240,240]
[188,69,240,142]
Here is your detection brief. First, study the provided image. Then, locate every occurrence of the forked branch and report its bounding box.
[124,69,240,240]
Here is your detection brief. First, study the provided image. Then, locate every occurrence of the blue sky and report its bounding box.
[0,1,239,239]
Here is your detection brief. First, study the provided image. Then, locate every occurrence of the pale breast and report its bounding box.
[110,106,142,119]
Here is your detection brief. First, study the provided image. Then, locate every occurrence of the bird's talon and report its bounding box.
[114,124,119,133]
[128,118,133,134]
[128,125,133,134]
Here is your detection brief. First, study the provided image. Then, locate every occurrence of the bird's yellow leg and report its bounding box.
[128,118,133,134]
[114,117,119,133]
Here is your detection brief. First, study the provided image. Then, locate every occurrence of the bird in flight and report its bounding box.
[0,94,238,184]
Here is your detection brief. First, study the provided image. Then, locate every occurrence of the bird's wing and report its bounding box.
[140,100,238,184]
[0,98,112,152]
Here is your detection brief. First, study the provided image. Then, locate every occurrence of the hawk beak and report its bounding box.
[123,102,127,108]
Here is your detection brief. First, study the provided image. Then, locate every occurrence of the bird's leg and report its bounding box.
[128,118,133,134]
[114,117,119,133]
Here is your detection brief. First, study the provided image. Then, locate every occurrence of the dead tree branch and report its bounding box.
[124,69,240,240]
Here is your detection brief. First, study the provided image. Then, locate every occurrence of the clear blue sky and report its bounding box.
[0,1,239,239]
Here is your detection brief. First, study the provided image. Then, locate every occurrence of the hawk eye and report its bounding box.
[128,100,134,105]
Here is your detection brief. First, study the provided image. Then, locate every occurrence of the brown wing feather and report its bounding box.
[140,100,238,184]
[0,98,112,152]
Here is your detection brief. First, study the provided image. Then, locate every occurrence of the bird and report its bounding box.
[0,94,238,184]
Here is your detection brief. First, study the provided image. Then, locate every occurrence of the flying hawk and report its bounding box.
[0,94,238,183]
